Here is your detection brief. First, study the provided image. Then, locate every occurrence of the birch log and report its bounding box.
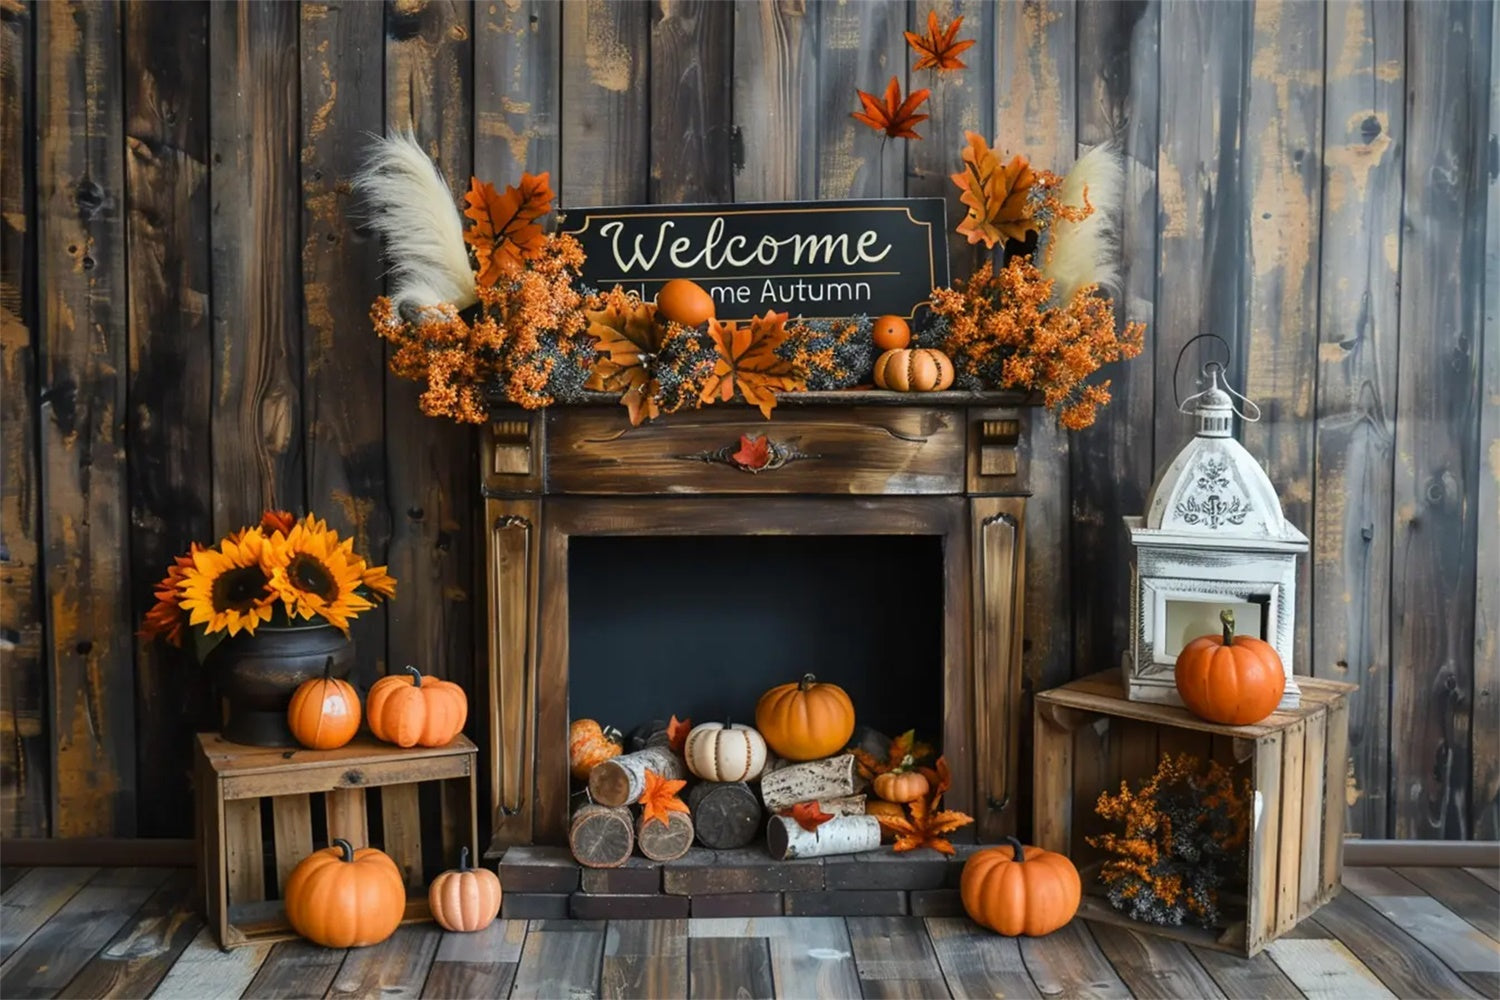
[635,809,694,862]
[687,780,762,849]
[806,794,866,817]
[760,754,856,812]
[766,814,881,860]
[569,803,634,868]
[588,746,686,806]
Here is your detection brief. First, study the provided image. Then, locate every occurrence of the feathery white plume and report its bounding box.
[353,131,476,312]
[1041,143,1124,304]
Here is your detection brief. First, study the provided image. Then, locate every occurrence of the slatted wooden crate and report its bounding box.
[194,733,478,949]
[1033,670,1355,957]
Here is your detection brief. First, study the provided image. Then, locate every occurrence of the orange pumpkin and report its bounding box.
[873,769,930,804]
[656,279,716,327]
[873,348,955,391]
[1174,609,1286,725]
[754,673,855,761]
[961,837,1081,937]
[428,847,502,933]
[367,665,468,748]
[871,315,912,351]
[284,839,406,948]
[570,719,624,781]
[287,658,361,750]
[865,799,905,843]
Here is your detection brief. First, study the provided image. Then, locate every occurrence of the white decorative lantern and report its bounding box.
[1123,363,1307,709]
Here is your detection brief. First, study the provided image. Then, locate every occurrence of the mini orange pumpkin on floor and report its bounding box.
[428,847,502,933]
[367,665,468,748]
[755,673,855,761]
[961,837,1081,937]
[284,839,406,948]
[1174,609,1285,725]
[287,657,361,750]
[873,347,955,392]
[569,719,624,781]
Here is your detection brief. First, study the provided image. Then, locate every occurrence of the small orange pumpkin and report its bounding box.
[287,657,361,750]
[367,665,468,748]
[569,719,624,781]
[873,347,955,392]
[284,839,406,948]
[754,673,855,761]
[656,279,716,327]
[1174,609,1286,725]
[873,769,930,804]
[961,837,1081,937]
[428,847,502,933]
[865,799,905,843]
[871,315,912,351]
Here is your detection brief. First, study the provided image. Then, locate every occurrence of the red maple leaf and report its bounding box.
[851,77,932,141]
[731,435,771,470]
[785,800,835,832]
[904,11,976,72]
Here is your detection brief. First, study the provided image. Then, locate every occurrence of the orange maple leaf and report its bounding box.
[258,509,296,535]
[905,11,975,72]
[640,769,689,828]
[951,132,1038,248]
[700,312,806,419]
[462,172,553,286]
[785,800,835,832]
[851,76,932,141]
[666,715,693,756]
[584,288,663,425]
[849,728,936,780]
[877,755,972,854]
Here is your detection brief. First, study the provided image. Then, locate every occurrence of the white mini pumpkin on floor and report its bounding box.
[683,721,768,783]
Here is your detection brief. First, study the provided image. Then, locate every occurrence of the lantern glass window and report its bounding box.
[1162,597,1266,656]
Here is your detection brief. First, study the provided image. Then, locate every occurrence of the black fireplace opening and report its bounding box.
[567,534,945,747]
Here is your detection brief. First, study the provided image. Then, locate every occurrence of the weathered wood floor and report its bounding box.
[0,865,1495,999]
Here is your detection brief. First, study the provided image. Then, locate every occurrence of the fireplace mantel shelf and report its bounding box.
[486,388,1041,411]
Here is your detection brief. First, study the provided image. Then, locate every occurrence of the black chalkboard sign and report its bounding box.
[557,198,949,322]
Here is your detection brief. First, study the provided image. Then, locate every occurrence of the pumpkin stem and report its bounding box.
[333,838,355,863]
[1003,835,1026,863]
[404,664,423,687]
[1220,609,1236,646]
[459,846,471,872]
[321,655,334,681]
[799,673,816,692]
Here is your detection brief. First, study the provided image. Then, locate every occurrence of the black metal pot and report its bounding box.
[209,624,355,747]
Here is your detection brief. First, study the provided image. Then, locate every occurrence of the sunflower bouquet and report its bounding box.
[139,510,396,659]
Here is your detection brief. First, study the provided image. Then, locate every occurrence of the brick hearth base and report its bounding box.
[497,845,978,920]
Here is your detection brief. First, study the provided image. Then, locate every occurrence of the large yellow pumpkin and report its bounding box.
[961,837,1081,937]
[367,665,468,748]
[428,847,502,933]
[283,839,407,948]
[754,673,855,761]
[1174,609,1285,726]
[287,659,361,750]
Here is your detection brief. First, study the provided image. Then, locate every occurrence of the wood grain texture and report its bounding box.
[1189,944,1304,1000]
[511,921,606,1000]
[0,0,48,840]
[241,939,346,999]
[36,0,137,838]
[421,919,525,999]
[383,0,477,698]
[600,917,688,999]
[122,0,214,841]
[1313,881,1486,998]
[846,915,949,997]
[1311,0,1405,839]
[1263,937,1396,999]
[327,922,441,999]
[1018,921,1132,999]
[474,0,561,184]
[59,870,202,1000]
[1087,921,1228,999]
[300,0,389,693]
[0,866,97,963]
[765,915,861,999]
[1070,0,1159,679]
[149,926,272,1000]
[1154,0,1250,464]
[815,0,905,200]
[925,916,1041,999]
[732,0,817,201]
[1389,0,1491,840]
[689,935,773,999]
[208,0,304,528]
[650,0,733,203]
[1393,865,1500,941]
[560,0,650,206]
[1342,866,1499,975]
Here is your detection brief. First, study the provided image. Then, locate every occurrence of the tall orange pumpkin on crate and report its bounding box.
[1174,609,1285,726]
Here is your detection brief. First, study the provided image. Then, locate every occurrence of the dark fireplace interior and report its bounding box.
[568,534,944,746]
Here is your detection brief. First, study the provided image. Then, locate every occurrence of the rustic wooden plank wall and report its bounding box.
[0,0,1492,843]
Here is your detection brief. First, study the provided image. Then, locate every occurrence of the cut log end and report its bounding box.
[636,810,694,862]
[569,803,634,869]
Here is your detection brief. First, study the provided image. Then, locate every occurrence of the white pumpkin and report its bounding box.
[684,722,768,783]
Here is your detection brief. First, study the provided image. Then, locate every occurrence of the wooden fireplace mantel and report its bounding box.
[479,393,1039,857]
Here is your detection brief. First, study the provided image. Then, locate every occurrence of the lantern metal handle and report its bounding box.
[1172,334,1262,423]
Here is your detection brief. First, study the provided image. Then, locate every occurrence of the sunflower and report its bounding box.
[265,517,373,632]
[137,546,201,647]
[177,531,277,637]
[360,563,397,602]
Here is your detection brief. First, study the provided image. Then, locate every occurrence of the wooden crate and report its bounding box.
[194,733,478,949]
[1033,670,1355,957]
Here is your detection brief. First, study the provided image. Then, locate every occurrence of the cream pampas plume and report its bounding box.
[353,132,476,313]
[1041,143,1124,304]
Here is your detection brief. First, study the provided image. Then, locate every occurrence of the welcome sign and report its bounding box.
[557,198,949,322]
